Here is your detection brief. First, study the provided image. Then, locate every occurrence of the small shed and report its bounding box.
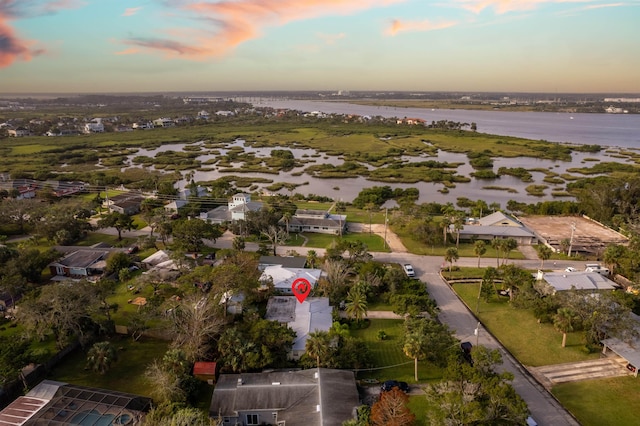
[193,361,217,384]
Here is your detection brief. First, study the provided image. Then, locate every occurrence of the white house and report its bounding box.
[265,296,333,360]
[259,265,322,294]
[200,193,262,224]
[152,117,175,127]
[83,118,104,133]
[283,209,347,235]
[7,127,30,137]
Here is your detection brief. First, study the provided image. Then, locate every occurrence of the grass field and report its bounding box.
[452,283,597,366]
[351,319,444,383]
[47,335,169,397]
[285,232,390,252]
[552,377,640,426]
[392,225,526,260]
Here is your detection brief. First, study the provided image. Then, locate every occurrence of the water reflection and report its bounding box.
[128,137,633,206]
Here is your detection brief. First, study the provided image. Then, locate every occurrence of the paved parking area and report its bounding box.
[529,356,630,390]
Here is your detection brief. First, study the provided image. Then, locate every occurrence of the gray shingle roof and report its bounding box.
[209,369,358,426]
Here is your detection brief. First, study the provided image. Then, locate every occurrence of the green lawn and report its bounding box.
[76,232,137,247]
[407,394,432,425]
[552,377,640,426]
[350,319,444,383]
[391,225,525,260]
[286,232,390,252]
[47,335,169,397]
[452,283,597,366]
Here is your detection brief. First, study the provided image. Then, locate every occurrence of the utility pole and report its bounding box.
[568,222,576,257]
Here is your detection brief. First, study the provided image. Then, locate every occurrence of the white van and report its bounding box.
[585,264,610,276]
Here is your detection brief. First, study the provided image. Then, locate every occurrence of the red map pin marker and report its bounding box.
[292,278,311,303]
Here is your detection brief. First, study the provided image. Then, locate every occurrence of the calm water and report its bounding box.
[136,100,640,206]
[256,99,640,149]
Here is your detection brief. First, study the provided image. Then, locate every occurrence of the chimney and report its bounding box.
[536,270,544,281]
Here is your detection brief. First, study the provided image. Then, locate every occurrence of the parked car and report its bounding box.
[380,380,410,393]
[403,264,416,278]
[564,267,577,272]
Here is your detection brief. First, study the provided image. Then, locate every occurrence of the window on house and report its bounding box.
[246,414,259,425]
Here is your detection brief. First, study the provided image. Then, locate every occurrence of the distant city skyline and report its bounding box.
[1,1,639,94]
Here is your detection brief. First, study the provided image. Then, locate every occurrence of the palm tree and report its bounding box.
[535,244,553,269]
[439,216,451,245]
[503,238,518,264]
[474,240,487,268]
[444,247,459,276]
[282,211,292,236]
[306,250,319,269]
[86,341,118,375]
[306,330,332,368]
[452,213,465,248]
[554,308,577,348]
[603,244,626,276]
[491,238,505,267]
[403,333,425,382]
[345,286,368,324]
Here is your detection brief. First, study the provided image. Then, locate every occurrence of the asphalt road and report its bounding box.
[372,252,581,426]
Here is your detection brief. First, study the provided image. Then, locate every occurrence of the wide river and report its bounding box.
[256,99,640,149]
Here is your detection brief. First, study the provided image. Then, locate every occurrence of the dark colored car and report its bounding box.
[380,380,410,393]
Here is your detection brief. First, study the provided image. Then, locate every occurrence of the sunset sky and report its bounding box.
[1,0,639,94]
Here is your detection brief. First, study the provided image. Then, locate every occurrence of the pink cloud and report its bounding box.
[121,0,405,59]
[385,18,458,36]
[452,0,589,15]
[0,19,33,67]
[122,7,142,17]
[121,36,208,57]
[0,0,86,68]
[115,47,140,55]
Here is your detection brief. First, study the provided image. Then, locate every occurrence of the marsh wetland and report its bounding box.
[2,103,640,206]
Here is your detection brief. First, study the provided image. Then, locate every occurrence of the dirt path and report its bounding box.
[348,222,408,253]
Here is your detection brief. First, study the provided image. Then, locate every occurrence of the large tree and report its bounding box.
[425,346,528,425]
[402,318,457,381]
[171,218,222,253]
[261,225,288,256]
[169,293,225,362]
[98,211,135,240]
[17,280,103,348]
[371,387,415,426]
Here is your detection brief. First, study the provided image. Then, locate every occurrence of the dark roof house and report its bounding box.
[48,249,109,280]
[209,368,358,426]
